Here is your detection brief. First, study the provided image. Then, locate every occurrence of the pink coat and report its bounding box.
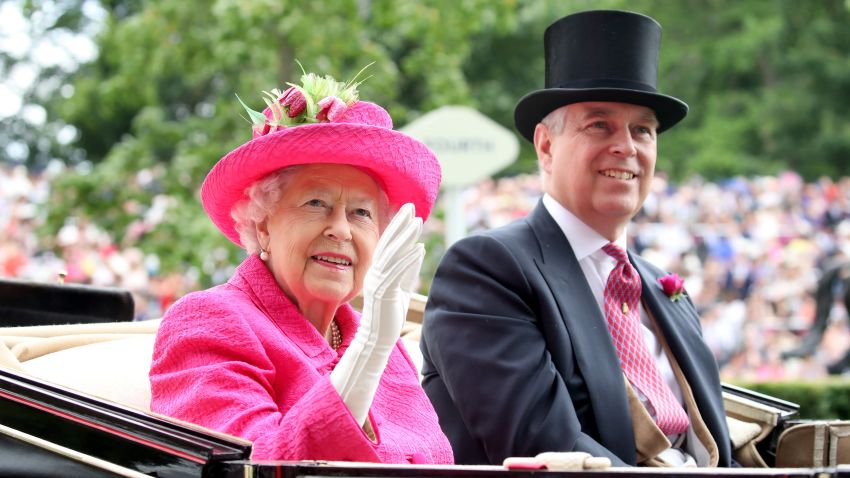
[149,255,453,463]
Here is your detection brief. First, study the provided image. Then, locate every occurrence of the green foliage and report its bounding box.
[646,0,850,179]
[43,0,521,285]
[734,380,850,420]
[21,0,850,287]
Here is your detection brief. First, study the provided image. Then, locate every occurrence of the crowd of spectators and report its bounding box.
[448,171,850,381]
[2,163,849,381]
[0,162,195,322]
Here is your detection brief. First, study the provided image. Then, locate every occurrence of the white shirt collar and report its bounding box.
[541,193,628,260]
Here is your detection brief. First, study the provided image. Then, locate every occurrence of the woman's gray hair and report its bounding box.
[231,165,393,254]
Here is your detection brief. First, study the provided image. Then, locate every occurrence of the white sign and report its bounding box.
[401,106,519,188]
[401,106,520,245]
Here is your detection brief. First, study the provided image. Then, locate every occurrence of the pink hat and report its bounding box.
[201,70,441,247]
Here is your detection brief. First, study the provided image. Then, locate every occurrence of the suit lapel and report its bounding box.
[630,255,709,386]
[631,253,731,465]
[526,203,636,463]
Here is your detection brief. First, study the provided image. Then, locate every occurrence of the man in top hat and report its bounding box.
[420,10,732,467]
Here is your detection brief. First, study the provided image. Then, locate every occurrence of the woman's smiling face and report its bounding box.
[257,164,385,312]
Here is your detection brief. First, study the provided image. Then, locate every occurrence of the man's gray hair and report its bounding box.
[540,106,567,136]
[536,107,568,180]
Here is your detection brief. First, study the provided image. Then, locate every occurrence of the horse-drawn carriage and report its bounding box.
[0,278,847,477]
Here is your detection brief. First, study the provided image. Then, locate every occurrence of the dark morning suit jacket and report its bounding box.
[420,201,732,466]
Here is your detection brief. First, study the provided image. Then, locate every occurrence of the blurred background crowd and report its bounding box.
[2,163,849,381]
[453,171,850,381]
[3,0,850,385]
[0,162,197,321]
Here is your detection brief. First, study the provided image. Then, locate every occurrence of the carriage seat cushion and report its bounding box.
[1,318,427,412]
[0,320,160,411]
[20,335,156,411]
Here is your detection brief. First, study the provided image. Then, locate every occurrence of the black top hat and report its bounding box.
[513,10,688,142]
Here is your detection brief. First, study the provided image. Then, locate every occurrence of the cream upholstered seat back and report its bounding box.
[22,335,156,410]
[0,319,160,411]
[0,294,430,411]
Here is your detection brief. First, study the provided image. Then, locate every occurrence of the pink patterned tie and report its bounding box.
[602,243,689,435]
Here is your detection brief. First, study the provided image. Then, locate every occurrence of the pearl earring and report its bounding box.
[260,248,270,261]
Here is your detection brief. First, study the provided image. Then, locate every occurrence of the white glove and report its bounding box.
[330,203,424,426]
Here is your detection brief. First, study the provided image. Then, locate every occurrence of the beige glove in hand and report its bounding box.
[503,452,612,471]
[330,203,424,427]
[535,451,612,470]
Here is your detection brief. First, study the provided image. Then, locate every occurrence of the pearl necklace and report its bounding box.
[330,319,342,350]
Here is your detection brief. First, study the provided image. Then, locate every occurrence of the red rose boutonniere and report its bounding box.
[658,273,685,301]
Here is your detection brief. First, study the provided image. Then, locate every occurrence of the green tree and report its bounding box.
[636,0,850,179]
[29,0,850,288]
[46,0,518,285]
[465,0,850,180]
[0,0,108,168]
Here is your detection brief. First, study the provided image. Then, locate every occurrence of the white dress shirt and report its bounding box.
[541,194,687,440]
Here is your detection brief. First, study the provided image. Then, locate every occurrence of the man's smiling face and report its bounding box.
[535,101,658,240]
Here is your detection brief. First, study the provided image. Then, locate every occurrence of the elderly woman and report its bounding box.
[149,69,453,464]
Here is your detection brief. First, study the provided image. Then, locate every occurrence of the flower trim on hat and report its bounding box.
[236,62,374,139]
